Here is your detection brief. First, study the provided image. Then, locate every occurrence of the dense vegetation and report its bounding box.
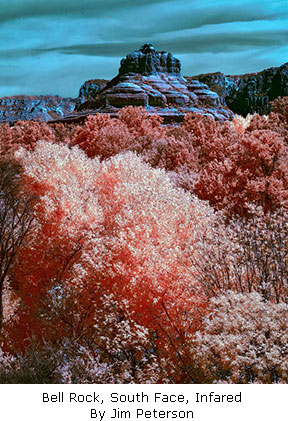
[0,98,287,383]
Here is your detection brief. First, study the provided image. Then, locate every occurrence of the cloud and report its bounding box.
[180,45,288,77]
[0,0,175,23]
[31,18,288,57]
[142,1,288,34]
[0,0,287,97]
[0,53,119,97]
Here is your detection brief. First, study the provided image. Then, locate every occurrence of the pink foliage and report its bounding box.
[11,120,55,150]
[12,141,214,382]
[71,107,165,159]
[192,292,288,383]
[194,124,288,214]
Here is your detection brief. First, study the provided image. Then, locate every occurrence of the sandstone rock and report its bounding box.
[191,62,288,116]
[164,91,190,106]
[140,84,167,107]
[77,44,230,120]
[192,89,220,107]
[2,44,287,124]
[118,43,181,76]
[0,44,232,124]
[0,95,76,124]
[188,80,221,107]
[187,80,209,90]
[100,82,147,107]
[75,79,108,110]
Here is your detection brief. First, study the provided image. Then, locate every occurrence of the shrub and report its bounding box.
[10,141,216,382]
[191,292,288,383]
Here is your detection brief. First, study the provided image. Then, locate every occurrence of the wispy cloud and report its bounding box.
[0,0,287,96]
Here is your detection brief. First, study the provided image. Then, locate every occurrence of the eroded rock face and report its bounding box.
[118,43,181,76]
[0,95,76,124]
[187,80,221,107]
[102,75,193,108]
[78,44,230,121]
[1,44,287,124]
[75,79,108,110]
[191,62,288,116]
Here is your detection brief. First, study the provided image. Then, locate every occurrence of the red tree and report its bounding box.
[9,141,214,382]
[194,126,288,214]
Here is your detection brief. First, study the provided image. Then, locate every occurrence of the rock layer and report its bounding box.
[78,44,231,121]
[191,62,288,116]
[2,45,287,124]
[75,79,108,110]
[0,95,75,124]
[118,43,181,76]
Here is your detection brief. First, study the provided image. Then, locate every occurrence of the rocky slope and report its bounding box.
[191,62,288,116]
[0,95,76,124]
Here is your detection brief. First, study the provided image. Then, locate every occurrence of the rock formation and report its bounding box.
[191,62,288,116]
[75,79,108,109]
[0,95,75,124]
[77,44,231,121]
[1,44,287,124]
[118,43,181,76]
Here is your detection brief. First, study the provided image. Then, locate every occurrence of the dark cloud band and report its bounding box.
[0,0,287,97]
[0,0,175,23]
[37,28,288,58]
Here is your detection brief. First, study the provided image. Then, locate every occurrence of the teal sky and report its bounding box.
[1,0,288,97]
